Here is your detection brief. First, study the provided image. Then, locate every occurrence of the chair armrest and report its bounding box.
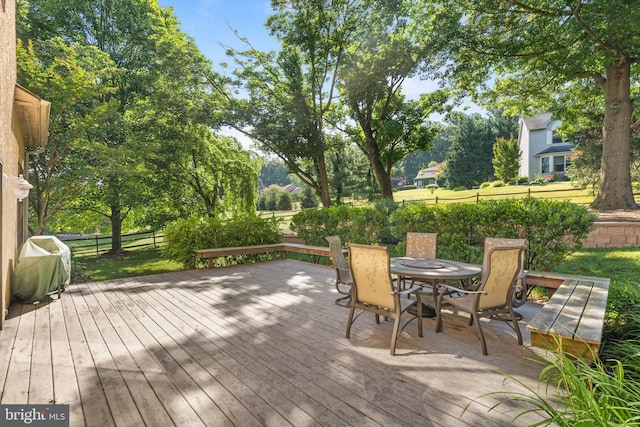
[517,270,528,280]
[436,283,486,295]
[395,285,422,296]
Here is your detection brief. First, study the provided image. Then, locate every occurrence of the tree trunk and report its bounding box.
[316,154,332,207]
[364,135,393,199]
[110,206,123,253]
[592,62,638,210]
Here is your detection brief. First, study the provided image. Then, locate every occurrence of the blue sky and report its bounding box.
[157,0,277,70]
[156,1,483,148]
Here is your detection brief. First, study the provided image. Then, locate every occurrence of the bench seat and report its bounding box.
[195,243,344,268]
[526,277,610,360]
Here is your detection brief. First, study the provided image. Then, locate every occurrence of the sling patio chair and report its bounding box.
[346,243,423,356]
[434,238,526,355]
[399,232,439,304]
[326,236,353,307]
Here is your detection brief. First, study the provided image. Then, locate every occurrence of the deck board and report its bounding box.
[0,260,553,426]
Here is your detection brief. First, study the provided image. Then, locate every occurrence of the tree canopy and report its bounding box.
[444,0,640,209]
[18,0,257,245]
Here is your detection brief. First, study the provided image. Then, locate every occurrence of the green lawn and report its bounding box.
[393,181,594,205]
[77,247,183,282]
[552,247,640,283]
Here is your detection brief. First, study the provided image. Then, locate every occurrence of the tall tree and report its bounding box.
[492,136,520,183]
[260,161,291,187]
[440,113,496,189]
[445,0,640,210]
[228,0,359,207]
[339,1,447,199]
[20,0,240,250]
[20,0,167,251]
[16,36,114,235]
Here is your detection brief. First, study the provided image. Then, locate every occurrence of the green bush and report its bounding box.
[491,180,506,187]
[300,186,319,209]
[277,192,293,210]
[391,199,596,271]
[69,257,91,284]
[479,181,492,189]
[290,205,390,246]
[164,214,282,268]
[453,186,467,191]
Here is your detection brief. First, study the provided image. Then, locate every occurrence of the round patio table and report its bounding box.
[390,257,481,316]
[390,257,481,282]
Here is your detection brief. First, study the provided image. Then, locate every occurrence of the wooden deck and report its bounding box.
[0,260,553,426]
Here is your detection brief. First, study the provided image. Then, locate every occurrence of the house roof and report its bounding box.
[535,143,574,156]
[522,112,553,131]
[415,166,438,180]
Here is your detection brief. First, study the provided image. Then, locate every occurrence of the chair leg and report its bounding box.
[472,312,488,355]
[390,316,401,356]
[417,299,423,337]
[510,309,523,345]
[345,305,357,338]
[435,292,445,333]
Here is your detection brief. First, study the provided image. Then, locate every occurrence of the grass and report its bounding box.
[77,247,183,281]
[393,181,594,205]
[552,247,640,283]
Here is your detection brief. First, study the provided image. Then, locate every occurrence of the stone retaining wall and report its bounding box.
[583,222,640,248]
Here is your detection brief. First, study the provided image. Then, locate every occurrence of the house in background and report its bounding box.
[518,112,574,181]
[1,0,50,328]
[414,165,439,188]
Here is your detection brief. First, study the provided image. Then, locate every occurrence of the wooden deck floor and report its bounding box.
[0,260,554,426]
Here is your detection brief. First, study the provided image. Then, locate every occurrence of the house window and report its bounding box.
[541,157,549,174]
[565,154,572,170]
[554,155,565,172]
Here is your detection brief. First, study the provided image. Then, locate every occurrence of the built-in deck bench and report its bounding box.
[526,276,610,360]
[195,243,344,269]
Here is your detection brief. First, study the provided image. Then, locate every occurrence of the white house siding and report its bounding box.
[518,113,564,180]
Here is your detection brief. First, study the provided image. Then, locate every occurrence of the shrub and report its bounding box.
[164,214,282,268]
[276,192,293,210]
[479,182,492,189]
[69,257,91,284]
[290,205,390,246]
[300,186,319,209]
[491,180,506,187]
[425,183,439,194]
[391,199,596,271]
[453,186,467,191]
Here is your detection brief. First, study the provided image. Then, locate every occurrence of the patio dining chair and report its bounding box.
[346,243,423,355]
[476,238,528,311]
[398,232,438,289]
[434,238,526,355]
[406,232,438,259]
[326,236,353,306]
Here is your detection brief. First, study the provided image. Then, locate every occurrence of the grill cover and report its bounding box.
[13,236,71,303]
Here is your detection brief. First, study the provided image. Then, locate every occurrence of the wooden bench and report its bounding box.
[195,243,345,269]
[525,270,608,296]
[526,276,610,360]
